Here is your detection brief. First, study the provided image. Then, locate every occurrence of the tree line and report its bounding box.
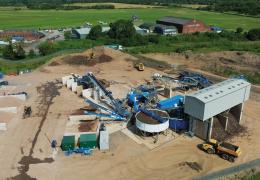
[199,0,260,16]
[0,0,259,15]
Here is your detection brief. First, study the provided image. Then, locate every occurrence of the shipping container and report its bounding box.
[61,136,75,151]
[79,134,97,149]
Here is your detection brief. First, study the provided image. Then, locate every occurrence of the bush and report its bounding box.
[148,35,160,44]
[28,49,36,58]
[236,27,243,34]
[15,44,25,59]
[64,31,72,40]
[2,42,26,60]
[38,42,55,56]
[88,25,102,40]
[108,19,136,40]
[247,28,260,41]
[2,43,15,59]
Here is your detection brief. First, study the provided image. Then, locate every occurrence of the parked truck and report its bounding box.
[200,139,241,162]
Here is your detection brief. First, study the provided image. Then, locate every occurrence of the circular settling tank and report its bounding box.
[135,109,169,133]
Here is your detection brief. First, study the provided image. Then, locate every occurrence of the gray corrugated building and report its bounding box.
[184,78,251,140]
[154,24,178,35]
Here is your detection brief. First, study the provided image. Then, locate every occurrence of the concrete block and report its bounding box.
[62,75,72,86]
[0,123,7,131]
[82,88,93,99]
[0,94,26,101]
[0,107,17,113]
[71,82,78,93]
[66,79,74,89]
[76,85,83,96]
[99,130,109,150]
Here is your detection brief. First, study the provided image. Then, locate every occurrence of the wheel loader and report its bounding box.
[135,63,144,71]
[200,139,241,162]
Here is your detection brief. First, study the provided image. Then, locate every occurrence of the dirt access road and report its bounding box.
[0,47,259,179]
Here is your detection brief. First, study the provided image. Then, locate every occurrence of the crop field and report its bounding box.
[0,7,259,30]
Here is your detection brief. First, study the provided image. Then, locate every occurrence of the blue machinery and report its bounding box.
[178,71,212,89]
[65,147,92,156]
[83,72,130,120]
[80,72,191,131]
[81,72,189,131]
[127,85,158,113]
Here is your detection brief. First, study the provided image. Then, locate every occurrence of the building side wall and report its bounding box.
[184,97,204,120]
[203,87,249,120]
[182,21,208,33]
[0,31,43,40]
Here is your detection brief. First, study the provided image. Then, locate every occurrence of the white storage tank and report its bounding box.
[135,109,169,133]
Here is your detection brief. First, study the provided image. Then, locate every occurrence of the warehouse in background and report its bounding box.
[156,16,208,33]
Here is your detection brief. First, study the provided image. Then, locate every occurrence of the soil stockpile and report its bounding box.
[78,120,99,132]
[212,114,247,141]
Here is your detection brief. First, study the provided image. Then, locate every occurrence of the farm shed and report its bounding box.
[72,27,91,39]
[184,78,251,140]
[154,24,178,35]
[156,16,208,33]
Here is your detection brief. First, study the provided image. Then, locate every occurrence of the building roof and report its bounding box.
[102,26,110,32]
[157,16,194,25]
[74,27,91,35]
[139,23,155,29]
[155,24,177,30]
[187,78,251,104]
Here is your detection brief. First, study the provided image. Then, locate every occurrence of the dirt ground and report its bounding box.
[0,47,260,179]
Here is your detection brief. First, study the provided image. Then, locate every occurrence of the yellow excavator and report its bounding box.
[200,139,241,162]
[135,63,144,71]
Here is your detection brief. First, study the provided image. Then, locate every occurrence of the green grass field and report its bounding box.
[0,7,259,30]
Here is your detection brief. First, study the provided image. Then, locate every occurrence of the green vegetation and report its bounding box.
[199,0,260,16]
[0,39,103,73]
[127,32,260,54]
[0,7,259,30]
[2,42,26,60]
[88,25,103,40]
[247,29,260,41]
[0,49,83,73]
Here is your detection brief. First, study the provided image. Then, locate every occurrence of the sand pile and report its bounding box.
[78,120,99,132]
[48,46,137,67]
[211,114,248,141]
